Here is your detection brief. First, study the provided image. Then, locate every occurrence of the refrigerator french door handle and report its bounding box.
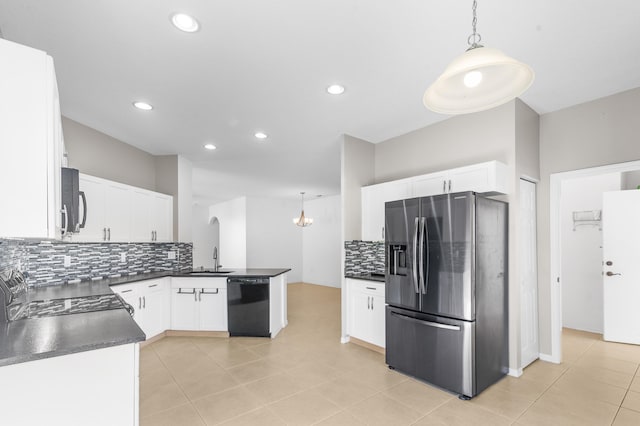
[390,311,461,331]
[418,217,426,294]
[423,216,429,295]
[412,217,420,294]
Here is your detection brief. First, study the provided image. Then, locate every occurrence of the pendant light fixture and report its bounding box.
[293,192,313,227]
[423,0,534,115]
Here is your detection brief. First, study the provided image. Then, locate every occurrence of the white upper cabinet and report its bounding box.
[75,173,173,243]
[0,39,63,239]
[131,190,173,242]
[361,161,507,241]
[361,179,411,241]
[410,161,508,197]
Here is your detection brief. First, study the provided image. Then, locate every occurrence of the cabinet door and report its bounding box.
[131,190,153,242]
[170,288,198,330]
[104,183,132,242]
[141,282,167,338]
[349,290,372,342]
[0,40,53,239]
[370,294,386,348]
[112,285,141,327]
[411,172,449,197]
[362,180,411,241]
[448,165,490,193]
[199,288,228,331]
[153,195,173,242]
[77,175,106,241]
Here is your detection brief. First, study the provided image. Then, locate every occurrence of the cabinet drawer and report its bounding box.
[349,279,385,298]
[171,277,227,290]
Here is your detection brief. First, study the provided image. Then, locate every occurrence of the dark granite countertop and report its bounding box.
[0,268,292,367]
[105,268,291,286]
[345,273,386,283]
[0,281,145,367]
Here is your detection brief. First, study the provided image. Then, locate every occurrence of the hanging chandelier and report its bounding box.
[293,192,313,227]
[423,0,534,115]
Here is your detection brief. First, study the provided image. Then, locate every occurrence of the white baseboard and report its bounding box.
[508,368,523,377]
[539,353,560,364]
[340,336,350,344]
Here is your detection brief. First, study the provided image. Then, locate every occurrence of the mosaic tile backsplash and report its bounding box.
[0,239,192,287]
[344,240,385,275]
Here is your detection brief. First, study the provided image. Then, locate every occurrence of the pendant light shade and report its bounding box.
[293,192,313,227]
[423,1,534,115]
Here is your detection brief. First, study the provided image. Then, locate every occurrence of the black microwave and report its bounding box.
[61,167,86,235]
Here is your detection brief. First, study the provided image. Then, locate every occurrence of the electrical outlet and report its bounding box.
[64,299,72,310]
[167,251,176,260]
[120,252,126,263]
[63,255,71,268]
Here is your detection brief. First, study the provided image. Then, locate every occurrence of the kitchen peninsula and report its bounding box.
[0,268,290,426]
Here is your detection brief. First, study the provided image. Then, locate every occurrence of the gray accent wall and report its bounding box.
[63,116,157,191]
[538,87,640,356]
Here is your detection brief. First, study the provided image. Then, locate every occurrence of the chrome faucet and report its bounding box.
[213,246,219,272]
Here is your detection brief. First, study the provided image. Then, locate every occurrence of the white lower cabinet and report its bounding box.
[0,343,139,426]
[112,278,170,340]
[170,278,228,331]
[347,278,385,348]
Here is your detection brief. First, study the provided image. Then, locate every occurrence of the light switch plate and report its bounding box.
[167,251,176,260]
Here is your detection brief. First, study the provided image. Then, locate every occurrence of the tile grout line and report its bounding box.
[610,363,640,425]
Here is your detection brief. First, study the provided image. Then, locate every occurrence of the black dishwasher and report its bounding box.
[227,277,270,337]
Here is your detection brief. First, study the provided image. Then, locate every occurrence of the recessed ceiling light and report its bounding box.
[133,101,153,111]
[203,143,216,150]
[254,132,268,140]
[171,13,199,32]
[326,84,345,95]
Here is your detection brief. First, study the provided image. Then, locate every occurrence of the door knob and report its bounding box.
[606,271,621,276]
[605,261,613,266]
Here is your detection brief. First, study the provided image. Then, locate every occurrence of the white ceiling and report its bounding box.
[1,1,639,204]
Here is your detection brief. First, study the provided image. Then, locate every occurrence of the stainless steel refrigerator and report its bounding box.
[385,191,508,399]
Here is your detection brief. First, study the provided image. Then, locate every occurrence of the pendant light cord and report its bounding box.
[467,0,483,50]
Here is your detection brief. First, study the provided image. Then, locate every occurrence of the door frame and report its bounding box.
[549,159,640,363]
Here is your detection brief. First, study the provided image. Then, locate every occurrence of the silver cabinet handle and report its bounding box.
[151,231,154,241]
[381,226,384,240]
[177,288,196,295]
[138,297,141,309]
[448,179,452,192]
[371,297,374,310]
[107,228,111,241]
[148,284,158,288]
[143,296,146,308]
[120,289,133,294]
[367,296,371,310]
[366,287,377,290]
[103,228,107,241]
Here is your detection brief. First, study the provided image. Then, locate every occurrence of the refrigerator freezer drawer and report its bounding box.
[385,306,475,397]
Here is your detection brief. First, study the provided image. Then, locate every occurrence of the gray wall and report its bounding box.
[622,170,640,190]
[63,116,156,191]
[538,87,640,355]
[341,135,375,242]
[374,102,514,183]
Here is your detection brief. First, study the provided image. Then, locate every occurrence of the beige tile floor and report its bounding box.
[140,283,640,425]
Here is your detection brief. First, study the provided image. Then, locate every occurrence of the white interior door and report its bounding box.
[603,190,640,344]
[520,179,539,368]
